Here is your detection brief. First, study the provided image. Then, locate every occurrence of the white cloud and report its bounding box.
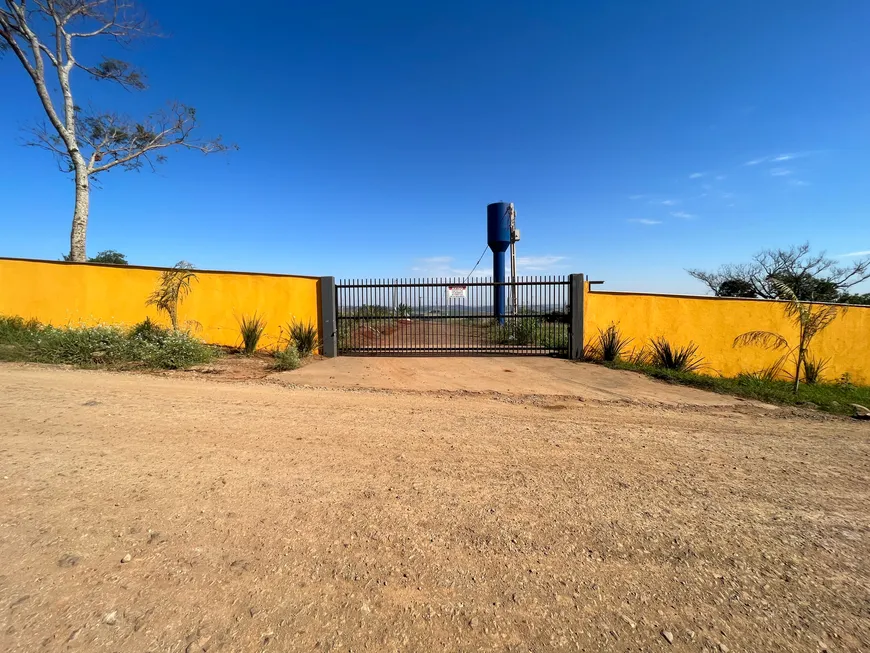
[412,254,568,276]
[838,250,870,258]
[770,168,792,176]
[689,172,705,179]
[715,174,726,181]
[746,151,811,166]
[649,199,679,206]
[628,194,646,200]
[788,179,810,187]
[629,219,662,225]
[417,256,453,265]
[771,152,805,162]
[671,211,696,219]
[516,255,568,272]
[411,256,488,278]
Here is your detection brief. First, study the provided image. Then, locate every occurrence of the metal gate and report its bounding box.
[336,276,572,355]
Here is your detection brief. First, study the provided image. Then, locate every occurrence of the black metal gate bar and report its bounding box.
[336,276,570,355]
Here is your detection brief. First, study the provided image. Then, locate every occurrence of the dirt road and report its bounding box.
[281,356,752,405]
[0,364,867,652]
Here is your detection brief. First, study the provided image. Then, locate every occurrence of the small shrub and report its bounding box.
[1,315,213,369]
[289,320,320,357]
[742,363,783,382]
[511,318,539,346]
[238,313,267,355]
[544,309,570,324]
[337,322,353,352]
[0,315,40,346]
[582,341,599,361]
[135,329,215,369]
[538,323,569,350]
[648,337,705,372]
[0,315,38,338]
[0,315,41,360]
[129,317,171,344]
[491,317,540,346]
[34,324,131,366]
[837,372,854,389]
[355,305,393,318]
[273,346,301,371]
[627,346,648,365]
[596,323,633,362]
[803,356,830,385]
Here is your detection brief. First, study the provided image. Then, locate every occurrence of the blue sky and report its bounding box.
[2,0,869,292]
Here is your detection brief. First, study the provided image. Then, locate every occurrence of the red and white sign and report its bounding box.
[446,285,468,299]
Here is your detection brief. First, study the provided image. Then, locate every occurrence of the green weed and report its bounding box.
[238,313,267,355]
[648,337,705,372]
[273,346,301,371]
[289,320,320,357]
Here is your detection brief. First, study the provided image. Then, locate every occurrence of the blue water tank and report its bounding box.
[487,202,512,323]
[487,202,512,253]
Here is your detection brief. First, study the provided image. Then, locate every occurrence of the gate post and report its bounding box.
[320,276,338,358]
[568,273,585,360]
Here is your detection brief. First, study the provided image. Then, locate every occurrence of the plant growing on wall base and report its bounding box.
[733,280,841,394]
[648,337,705,372]
[273,346,300,371]
[238,313,267,355]
[595,323,633,362]
[146,261,197,330]
[802,356,830,385]
[289,320,320,357]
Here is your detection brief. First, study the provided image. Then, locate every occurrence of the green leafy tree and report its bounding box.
[0,1,234,262]
[734,280,841,394]
[62,249,128,264]
[715,279,758,298]
[89,249,128,264]
[838,293,870,306]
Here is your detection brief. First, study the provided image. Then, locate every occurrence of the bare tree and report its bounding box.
[688,243,870,302]
[0,1,233,261]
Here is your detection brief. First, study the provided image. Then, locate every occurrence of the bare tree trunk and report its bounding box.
[69,158,89,262]
[793,343,804,395]
[793,358,801,394]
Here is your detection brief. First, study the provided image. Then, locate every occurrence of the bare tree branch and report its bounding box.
[82,103,234,175]
[688,243,870,302]
[1,0,70,140]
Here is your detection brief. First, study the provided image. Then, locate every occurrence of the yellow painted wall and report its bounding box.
[0,258,321,350]
[585,290,870,384]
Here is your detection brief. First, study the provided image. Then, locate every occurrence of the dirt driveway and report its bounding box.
[0,364,867,652]
[281,356,751,405]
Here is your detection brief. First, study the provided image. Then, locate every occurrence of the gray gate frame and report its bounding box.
[319,273,584,360]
